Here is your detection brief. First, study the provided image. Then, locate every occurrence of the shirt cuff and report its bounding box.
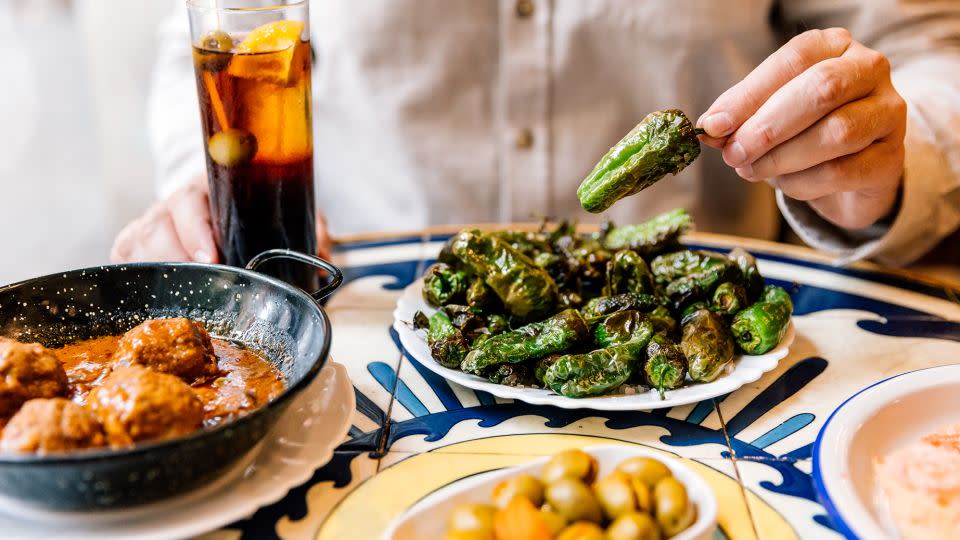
[777,106,958,267]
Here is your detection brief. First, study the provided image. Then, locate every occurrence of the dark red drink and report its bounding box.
[192,20,318,291]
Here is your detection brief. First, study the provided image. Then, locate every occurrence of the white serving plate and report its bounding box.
[393,279,793,410]
[813,364,960,540]
[0,361,355,540]
[383,444,717,540]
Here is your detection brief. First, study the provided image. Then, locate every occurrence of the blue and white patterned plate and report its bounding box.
[393,279,794,410]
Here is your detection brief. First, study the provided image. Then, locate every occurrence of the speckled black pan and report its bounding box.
[0,250,341,510]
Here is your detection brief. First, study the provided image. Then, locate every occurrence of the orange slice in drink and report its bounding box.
[227,20,306,85]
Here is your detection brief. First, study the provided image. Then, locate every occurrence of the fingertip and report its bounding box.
[192,249,215,264]
[701,112,735,137]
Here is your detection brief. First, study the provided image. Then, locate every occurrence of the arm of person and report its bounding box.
[697,1,960,266]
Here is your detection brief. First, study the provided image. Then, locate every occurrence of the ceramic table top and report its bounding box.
[211,229,960,540]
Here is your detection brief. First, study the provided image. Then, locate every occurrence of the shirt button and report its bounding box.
[515,128,534,149]
[516,0,534,18]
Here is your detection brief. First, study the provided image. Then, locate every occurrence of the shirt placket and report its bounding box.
[497,0,551,223]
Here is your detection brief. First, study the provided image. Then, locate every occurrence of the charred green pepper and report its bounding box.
[422,263,468,306]
[593,310,655,348]
[681,308,735,383]
[605,250,654,296]
[711,282,748,317]
[544,337,649,398]
[466,277,494,309]
[577,110,702,213]
[493,230,553,259]
[602,208,693,255]
[534,354,561,385]
[427,311,469,369]
[451,230,559,320]
[487,362,534,387]
[727,247,764,301]
[731,285,793,355]
[648,305,678,336]
[644,334,687,399]
[651,250,733,284]
[582,293,662,318]
[460,309,589,374]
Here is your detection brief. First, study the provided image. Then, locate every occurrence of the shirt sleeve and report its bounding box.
[146,4,206,199]
[774,1,960,266]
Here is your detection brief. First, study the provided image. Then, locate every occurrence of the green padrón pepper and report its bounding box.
[651,250,732,284]
[602,208,692,255]
[731,285,793,355]
[422,263,468,306]
[466,277,494,309]
[581,293,661,318]
[427,311,469,369]
[711,282,748,317]
[605,250,654,295]
[460,308,589,374]
[644,334,687,399]
[593,310,655,348]
[544,338,648,398]
[577,110,702,213]
[681,308,735,383]
[648,305,678,336]
[451,230,559,320]
[728,247,764,301]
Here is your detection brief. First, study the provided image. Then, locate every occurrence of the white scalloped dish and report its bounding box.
[393,280,793,411]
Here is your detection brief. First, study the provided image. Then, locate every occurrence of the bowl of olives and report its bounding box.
[383,445,717,540]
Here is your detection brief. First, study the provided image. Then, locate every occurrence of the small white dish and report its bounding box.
[813,364,960,539]
[383,444,717,540]
[393,280,793,410]
[0,361,355,540]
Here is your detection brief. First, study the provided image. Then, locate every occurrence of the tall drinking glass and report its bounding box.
[187,0,317,291]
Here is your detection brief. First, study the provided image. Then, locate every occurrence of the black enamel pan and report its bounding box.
[0,249,341,510]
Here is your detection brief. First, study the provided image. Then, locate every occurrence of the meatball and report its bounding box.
[0,337,69,419]
[0,398,106,454]
[87,366,204,446]
[114,318,218,382]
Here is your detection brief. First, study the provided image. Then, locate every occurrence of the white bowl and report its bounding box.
[383,444,718,540]
[813,364,960,539]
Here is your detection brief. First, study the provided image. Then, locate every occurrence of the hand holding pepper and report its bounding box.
[698,28,907,230]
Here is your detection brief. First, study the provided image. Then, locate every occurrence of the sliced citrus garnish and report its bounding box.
[227,20,306,85]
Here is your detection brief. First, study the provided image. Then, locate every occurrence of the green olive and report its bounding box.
[653,477,696,537]
[492,473,544,508]
[447,503,495,532]
[442,530,494,540]
[207,128,258,167]
[556,521,606,540]
[594,474,637,521]
[630,477,653,513]
[606,511,661,540]
[542,449,599,485]
[545,478,603,524]
[616,457,672,487]
[539,508,568,536]
[199,30,234,51]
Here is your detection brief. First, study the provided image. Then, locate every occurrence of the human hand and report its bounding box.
[111,177,332,263]
[698,28,907,230]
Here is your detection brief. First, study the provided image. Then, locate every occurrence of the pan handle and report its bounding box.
[245,249,344,301]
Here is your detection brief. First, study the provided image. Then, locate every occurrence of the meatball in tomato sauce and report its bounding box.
[87,366,204,447]
[0,338,69,419]
[0,398,106,453]
[114,318,218,383]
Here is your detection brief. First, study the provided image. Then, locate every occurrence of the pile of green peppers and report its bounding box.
[415,209,793,400]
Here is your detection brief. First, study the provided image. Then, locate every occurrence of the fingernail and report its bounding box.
[726,141,747,167]
[702,112,734,137]
[194,249,212,263]
[736,164,754,180]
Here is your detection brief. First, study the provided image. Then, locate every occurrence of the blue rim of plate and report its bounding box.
[811,365,951,540]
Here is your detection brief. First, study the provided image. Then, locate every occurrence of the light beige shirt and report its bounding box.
[150,0,960,266]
